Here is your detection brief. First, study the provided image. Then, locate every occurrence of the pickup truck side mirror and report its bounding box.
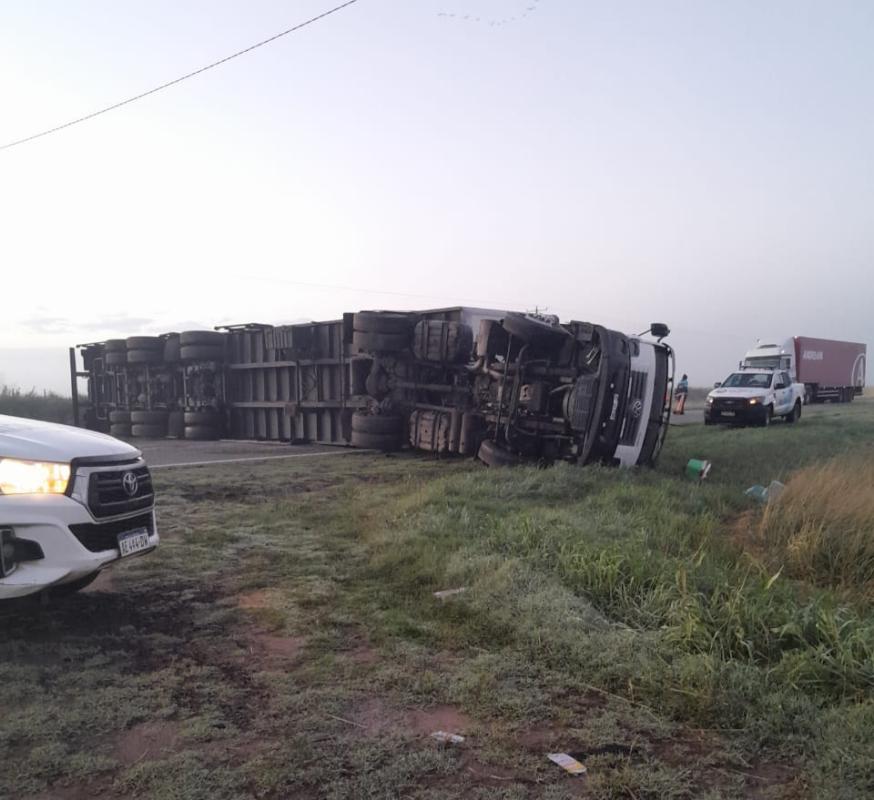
[713,382,722,389]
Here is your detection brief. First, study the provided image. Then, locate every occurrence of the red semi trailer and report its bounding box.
[743,337,867,403]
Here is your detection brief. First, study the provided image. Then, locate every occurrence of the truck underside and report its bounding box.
[74,308,673,468]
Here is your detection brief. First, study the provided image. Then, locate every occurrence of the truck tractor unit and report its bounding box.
[742,337,866,404]
[73,308,674,469]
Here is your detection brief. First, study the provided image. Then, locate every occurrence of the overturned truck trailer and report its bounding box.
[74,308,674,468]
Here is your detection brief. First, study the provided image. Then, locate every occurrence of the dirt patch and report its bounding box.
[350,698,476,740]
[114,720,181,765]
[343,642,379,665]
[250,632,306,665]
[236,589,283,610]
[406,705,475,736]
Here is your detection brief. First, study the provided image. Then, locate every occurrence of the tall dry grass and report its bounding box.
[760,454,874,598]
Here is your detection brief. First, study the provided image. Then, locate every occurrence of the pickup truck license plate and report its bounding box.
[721,411,735,417]
[118,528,151,557]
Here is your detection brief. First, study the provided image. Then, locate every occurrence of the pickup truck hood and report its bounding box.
[708,387,770,400]
[0,415,140,463]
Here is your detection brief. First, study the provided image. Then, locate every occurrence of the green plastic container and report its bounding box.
[686,458,712,481]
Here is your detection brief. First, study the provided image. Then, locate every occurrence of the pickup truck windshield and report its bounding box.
[722,373,772,388]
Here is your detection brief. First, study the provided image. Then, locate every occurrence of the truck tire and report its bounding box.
[125,336,163,351]
[131,410,168,425]
[131,423,166,438]
[105,352,127,366]
[477,438,527,467]
[183,410,221,426]
[501,313,568,346]
[351,412,403,435]
[126,348,164,365]
[163,334,182,363]
[350,430,402,451]
[180,330,225,347]
[761,406,773,427]
[108,410,131,424]
[167,411,185,438]
[353,311,416,335]
[184,424,220,440]
[785,401,801,423]
[180,344,225,362]
[104,339,126,352]
[351,331,409,353]
[109,424,132,437]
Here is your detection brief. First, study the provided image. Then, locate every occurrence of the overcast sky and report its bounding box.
[1,0,872,393]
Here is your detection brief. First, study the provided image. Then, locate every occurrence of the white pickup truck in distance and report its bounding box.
[0,415,158,600]
[705,369,804,426]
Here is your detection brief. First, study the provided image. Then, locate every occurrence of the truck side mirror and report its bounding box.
[713,382,722,389]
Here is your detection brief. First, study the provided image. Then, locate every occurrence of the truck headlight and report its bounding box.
[0,458,71,495]
[748,396,765,405]
[705,396,714,405]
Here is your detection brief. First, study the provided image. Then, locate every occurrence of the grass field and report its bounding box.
[3,400,874,799]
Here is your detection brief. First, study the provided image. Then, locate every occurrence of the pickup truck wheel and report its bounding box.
[131,423,167,438]
[349,430,402,451]
[126,348,164,365]
[184,424,220,440]
[49,571,100,597]
[351,412,403,435]
[131,410,168,425]
[352,331,410,354]
[104,339,126,352]
[180,330,225,347]
[477,438,527,467]
[109,410,131,424]
[762,406,773,427]
[785,401,801,423]
[353,311,416,335]
[109,424,132,437]
[180,344,225,362]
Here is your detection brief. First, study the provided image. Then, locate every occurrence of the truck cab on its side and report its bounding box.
[705,369,804,426]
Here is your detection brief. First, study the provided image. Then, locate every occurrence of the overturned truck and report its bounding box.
[73,308,674,468]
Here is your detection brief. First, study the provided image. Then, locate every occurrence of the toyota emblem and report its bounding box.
[630,399,644,420]
[122,471,139,497]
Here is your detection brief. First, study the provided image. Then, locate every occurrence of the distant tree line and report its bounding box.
[0,385,80,425]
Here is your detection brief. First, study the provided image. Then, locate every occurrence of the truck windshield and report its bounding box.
[722,373,772,388]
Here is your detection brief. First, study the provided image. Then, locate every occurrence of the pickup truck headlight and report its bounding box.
[705,396,714,405]
[0,458,71,495]
[748,396,766,406]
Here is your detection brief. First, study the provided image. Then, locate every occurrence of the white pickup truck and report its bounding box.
[0,415,159,600]
[705,368,804,426]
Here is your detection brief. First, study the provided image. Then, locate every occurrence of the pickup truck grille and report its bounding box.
[87,466,154,519]
[618,371,647,446]
[69,512,154,553]
[711,398,746,410]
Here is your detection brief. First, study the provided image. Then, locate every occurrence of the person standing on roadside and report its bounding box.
[674,374,689,415]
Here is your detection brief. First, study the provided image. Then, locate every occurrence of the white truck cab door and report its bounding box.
[773,372,791,413]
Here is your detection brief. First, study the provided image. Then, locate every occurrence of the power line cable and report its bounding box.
[0,0,361,152]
